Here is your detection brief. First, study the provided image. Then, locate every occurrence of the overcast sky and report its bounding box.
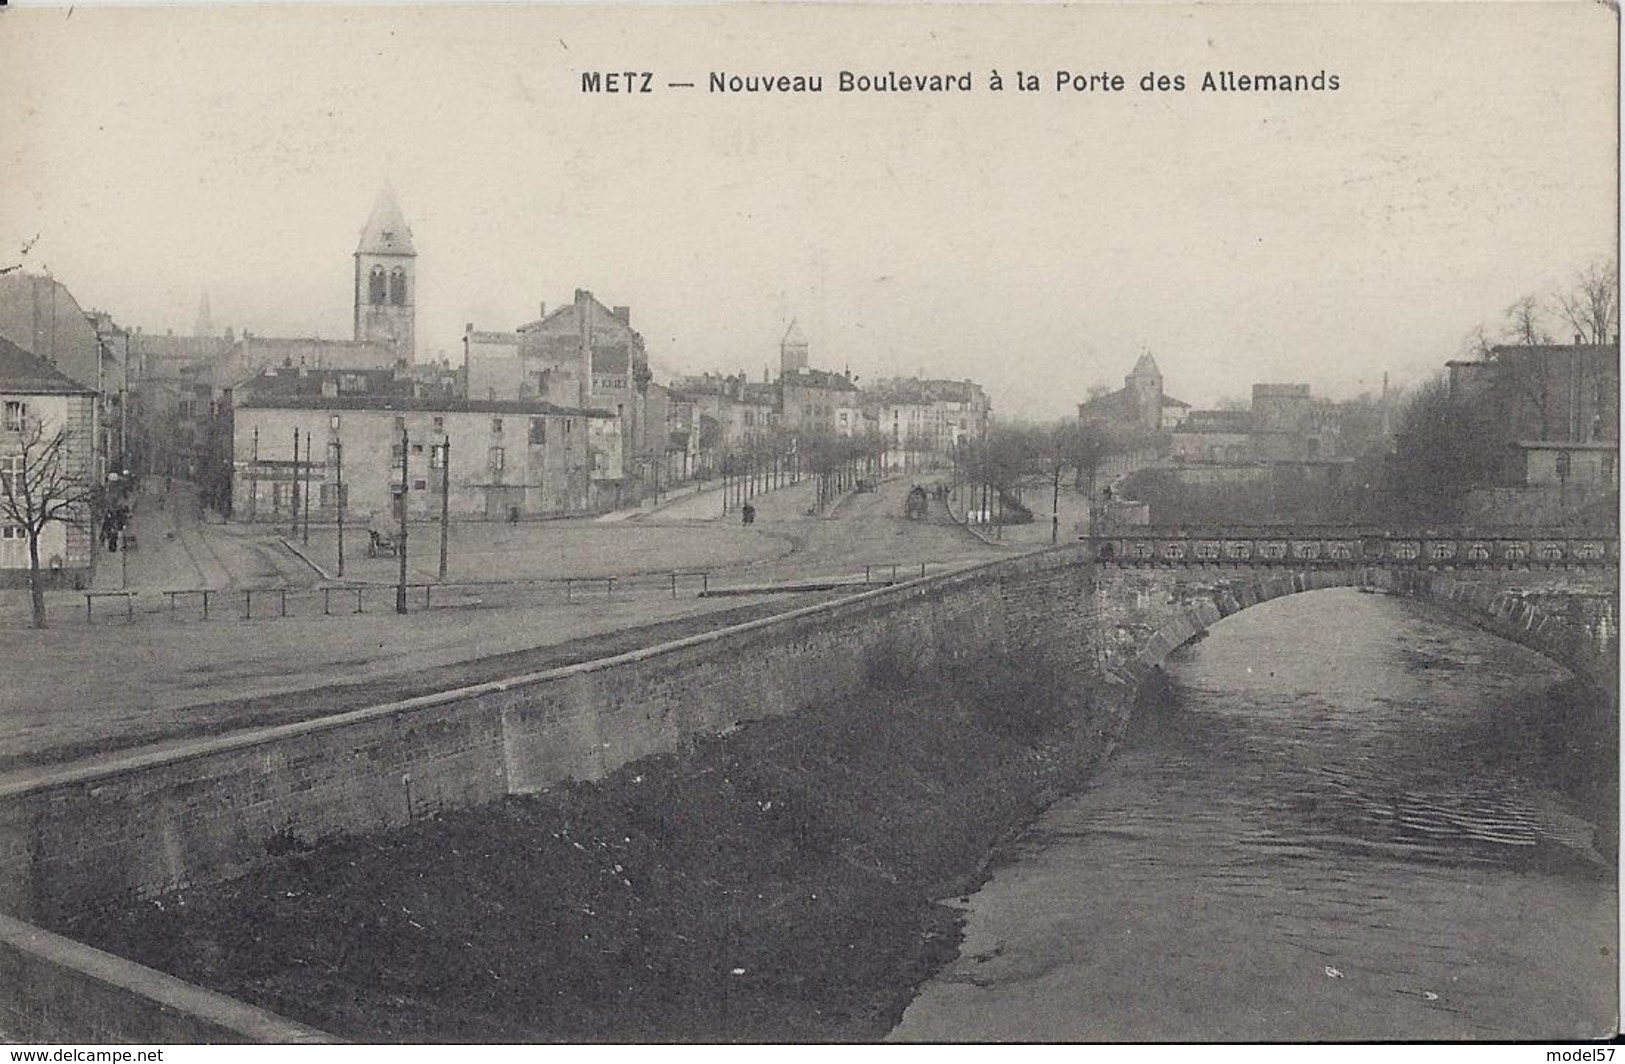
[1,2,1617,418]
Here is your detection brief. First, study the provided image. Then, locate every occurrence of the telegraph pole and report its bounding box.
[1051,462,1061,546]
[291,428,301,535]
[397,426,410,614]
[301,431,312,545]
[334,437,345,578]
[249,427,259,520]
[437,438,450,581]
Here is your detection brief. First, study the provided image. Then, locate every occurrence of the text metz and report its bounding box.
[581,72,655,93]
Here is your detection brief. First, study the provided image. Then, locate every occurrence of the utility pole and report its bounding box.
[291,428,301,536]
[301,430,312,545]
[437,438,450,581]
[1051,462,1061,545]
[334,437,345,577]
[396,426,409,614]
[249,427,259,521]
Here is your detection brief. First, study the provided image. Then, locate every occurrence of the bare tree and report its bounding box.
[1555,260,1619,345]
[1043,420,1109,543]
[1460,323,1494,361]
[1489,295,1557,439]
[1504,295,1551,347]
[0,413,97,628]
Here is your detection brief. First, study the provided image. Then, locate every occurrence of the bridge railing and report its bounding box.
[1088,532,1620,568]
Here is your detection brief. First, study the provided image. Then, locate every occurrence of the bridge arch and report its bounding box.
[1091,562,1617,705]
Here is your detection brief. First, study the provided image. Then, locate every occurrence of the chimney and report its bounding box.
[1575,333,1584,346]
[538,302,546,321]
[612,306,630,325]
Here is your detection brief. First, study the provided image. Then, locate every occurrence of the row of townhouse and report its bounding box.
[0,273,130,587]
[666,323,992,472]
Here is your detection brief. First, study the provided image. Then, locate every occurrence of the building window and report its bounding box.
[489,446,505,471]
[432,416,444,433]
[412,478,427,491]
[492,418,504,434]
[529,417,546,445]
[2,401,25,432]
[430,443,446,470]
[330,414,341,430]
[0,523,23,568]
[393,415,406,434]
[0,455,20,496]
[389,267,408,307]
[369,266,387,306]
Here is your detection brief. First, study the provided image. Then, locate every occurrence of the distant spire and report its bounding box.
[357,184,416,256]
[195,291,213,337]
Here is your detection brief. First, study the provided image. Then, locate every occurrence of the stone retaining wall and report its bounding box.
[0,549,1083,928]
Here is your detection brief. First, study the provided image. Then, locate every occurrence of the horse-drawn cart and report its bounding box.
[903,484,930,521]
[366,528,401,558]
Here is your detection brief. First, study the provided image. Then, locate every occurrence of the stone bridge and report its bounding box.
[1086,528,1619,705]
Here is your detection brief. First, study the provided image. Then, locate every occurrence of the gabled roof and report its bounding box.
[357,185,416,256]
[782,368,858,393]
[782,318,808,346]
[1130,352,1160,378]
[0,334,96,395]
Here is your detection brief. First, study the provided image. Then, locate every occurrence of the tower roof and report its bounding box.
[1130,352,1160,378]
[357,185,415,256]
[782,318,808,347]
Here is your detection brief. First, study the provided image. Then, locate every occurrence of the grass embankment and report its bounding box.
[62,642,1114,1042]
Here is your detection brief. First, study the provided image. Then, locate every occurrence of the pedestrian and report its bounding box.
[741,501,756,526]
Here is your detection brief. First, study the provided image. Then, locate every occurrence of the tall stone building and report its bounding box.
[352,186,416,364]
[780,319,809,376]
[1077,352,1190,436]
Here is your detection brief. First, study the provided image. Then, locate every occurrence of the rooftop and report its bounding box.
[238,395,611,417]
[356,185,416,257]
[0,334,97,395]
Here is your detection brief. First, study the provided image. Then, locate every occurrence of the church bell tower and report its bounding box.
[353,185,416,363]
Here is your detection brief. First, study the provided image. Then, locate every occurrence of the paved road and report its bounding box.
[3,473,1018,777]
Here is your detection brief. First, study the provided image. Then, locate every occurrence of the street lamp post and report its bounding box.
[396,427,409,614]
[334,437,345,578]
[438,438,450,581]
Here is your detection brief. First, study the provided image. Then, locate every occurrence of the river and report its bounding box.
[892,588,1618,1042]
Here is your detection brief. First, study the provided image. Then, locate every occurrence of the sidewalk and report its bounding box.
[0,591,812,785]
[90,478,229,593]
[594,477,718,522]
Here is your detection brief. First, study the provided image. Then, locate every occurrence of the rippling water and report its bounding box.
[892,588,1618,1042]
